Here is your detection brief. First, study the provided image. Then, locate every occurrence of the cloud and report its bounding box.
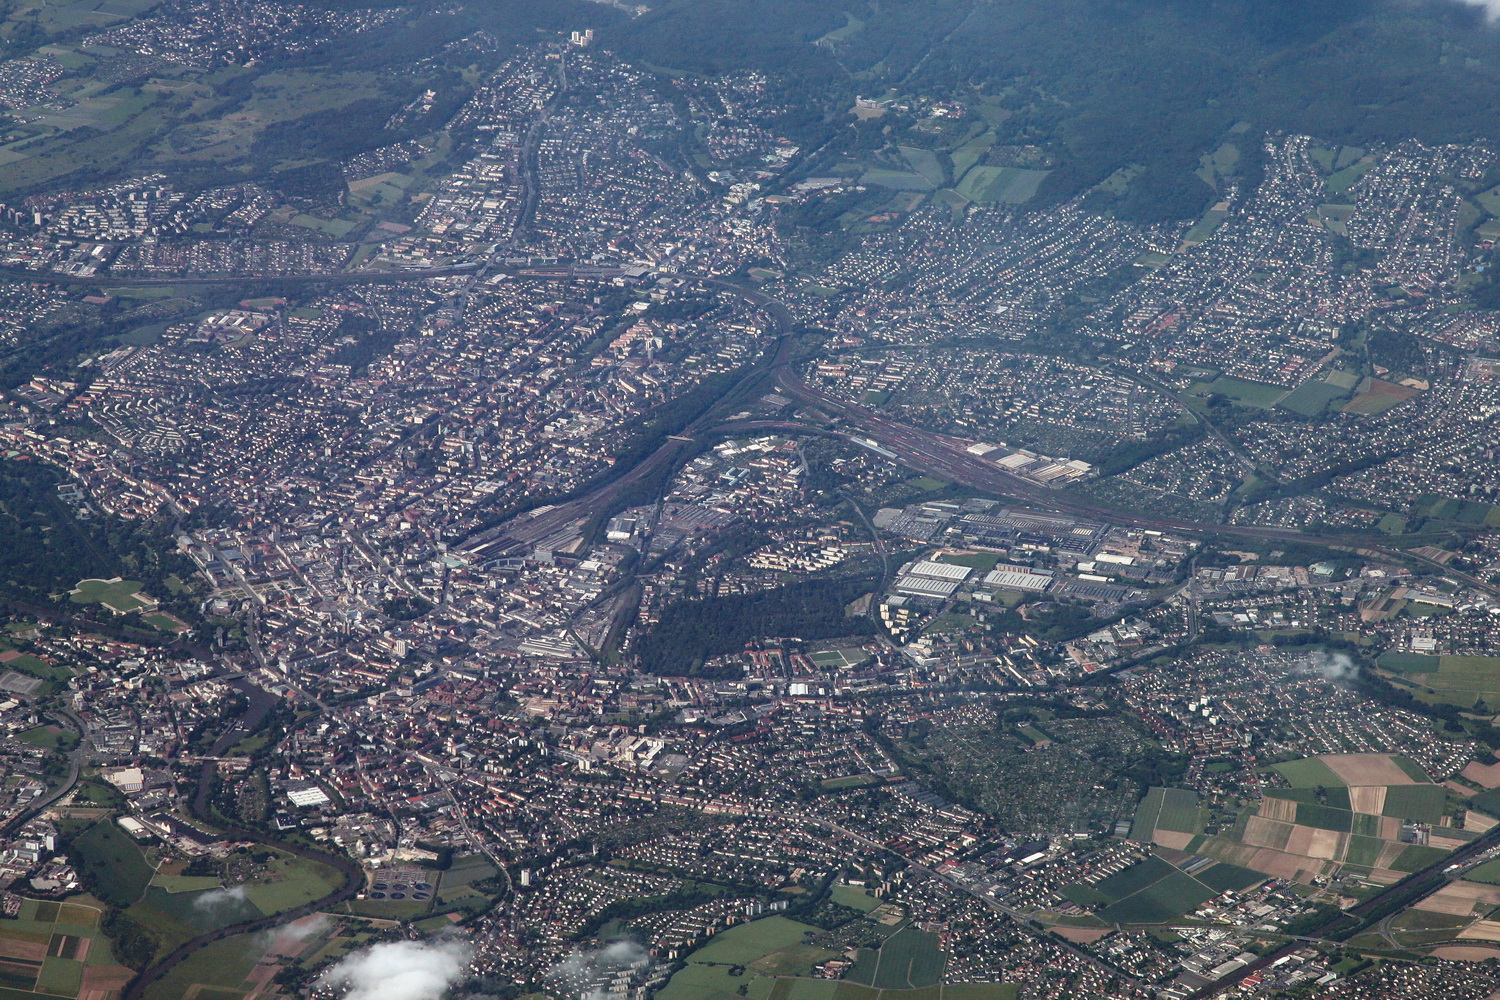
[319,939,473,1000]
[277,914,332,944]
[1457,0,1500,20]
[1305,650,1357,683]
[192,886,250,913]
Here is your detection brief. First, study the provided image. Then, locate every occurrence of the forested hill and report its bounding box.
[601,0,1500,222]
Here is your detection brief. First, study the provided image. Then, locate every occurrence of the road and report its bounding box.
[770,366,1500,598]
[797,812,1150,991]
[1182,821,1500,999]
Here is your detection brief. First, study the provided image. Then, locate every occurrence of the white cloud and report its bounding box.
[319,939,473,1000]
[1458,0,1500,20]
[192,886,250,913]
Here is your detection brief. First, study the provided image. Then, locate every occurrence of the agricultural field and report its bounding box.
[140,928,267,1000]
[846,926,943,990]
[1464,859,1500,885]
[1376,651,1500,706]
[1061,854,1256,925]
[0,896,132,1000]
[1342,377,1419,415]
[1180,755,1456,884]
[660,908,978,1000]
[1130,787,1203,842]
[1277,372,1357,417]
[953,166,1048,204]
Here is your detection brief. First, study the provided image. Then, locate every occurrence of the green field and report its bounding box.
[849,927,943,990]
[69,578,149,613]
[1464,858,1500,885]
[831,886,881,913]
[862,169,934,192]
[68,820,153,907]
[2,654,72,684]
[821,774,881,790]
[1277,377,1350,417]
[898,147,947,187]
[1343,835,1386,868]
[1099,872,1215,924]
[1326,159,1374,197]
[1418,496,1500,527]
[1294,802,1353,833]
[1380,785,1447,825]
[1182,209,1229,244]
[937,552,1001,572]
[1093,856,1179,901]
[1188,376,1287,409]
[1192,862,1264,893]
[1131,787,1201,839]
[1390,845,1448,874]
[0,896,126,997]
[140,929,263,1000]
[954,165,1048,204]
[1271,758,1347,788]
[1375,652,1500,704]
[689,917,822,966]
[1267,787,1353,811]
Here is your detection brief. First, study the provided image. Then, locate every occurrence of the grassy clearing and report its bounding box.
[1272,757,1347,788]
[1326,158,1375,198]
[1464,858,1500,885]
[954,165,1048,204]
[69,578,148,613]
[1277,377,1350,417]
[68,820,153,908]
[690,917,821,966]
[140,930,262,1000]
[1187,376,1286,408]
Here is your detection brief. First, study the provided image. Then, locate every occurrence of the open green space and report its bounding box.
[69,579,148,613]
[67,820,153,908]
[2,654,71,684]
[1099,871,1215,924]
[937,552,1001,572]
[1417,496,1500,527]
[1326,159,1374,197]
[831,886,881,913]
[852,927,943,990]
[1380,785,1447,825]
[953,165,1048,204]
[1390,844,1448,873]
[1294,802,1353,833]
[1266,787,1352,811]
[861,169,934,192]
[140,929,262,1000]
[1187,376,1286,409]
[1182,209,1229,244]
[1093,856,1178,901]
[1277,376,1351,417]
[1464,858,1500,885]
[1132,787,1201,837]
[1271,758,1346,788]
[1195,862,1264,893]
[898,147,946,187]
[689,917,822,967]
[1378,653,1500,705]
